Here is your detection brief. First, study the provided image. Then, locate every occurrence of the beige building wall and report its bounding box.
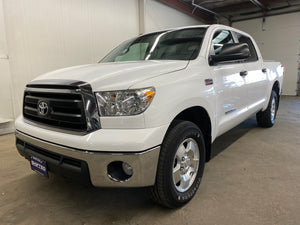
[144,0,202,32]
[0,0,14,134]
[233,12,300,95]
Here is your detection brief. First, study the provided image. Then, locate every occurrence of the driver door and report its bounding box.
[208,29,248,136]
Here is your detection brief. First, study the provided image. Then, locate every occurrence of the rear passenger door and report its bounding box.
[233,32,268,110]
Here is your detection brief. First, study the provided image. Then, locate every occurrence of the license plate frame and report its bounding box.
[30,156,48,177]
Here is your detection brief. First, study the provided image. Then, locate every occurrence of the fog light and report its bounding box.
[107,161,133,182]
[122,162,133,176]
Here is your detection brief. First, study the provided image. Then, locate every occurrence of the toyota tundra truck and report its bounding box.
[15,24,284,208]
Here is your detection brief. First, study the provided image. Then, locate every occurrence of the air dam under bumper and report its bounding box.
[15,130,160,187]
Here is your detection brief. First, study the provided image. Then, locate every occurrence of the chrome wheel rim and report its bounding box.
[172,138,200,193]
[271,97,276,123]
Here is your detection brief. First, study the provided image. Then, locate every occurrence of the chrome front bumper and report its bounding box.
[15,130,160,187]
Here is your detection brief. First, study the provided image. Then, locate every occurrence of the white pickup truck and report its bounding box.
[15,24,283,208]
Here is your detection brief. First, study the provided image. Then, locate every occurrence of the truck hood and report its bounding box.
[33,61,188,91]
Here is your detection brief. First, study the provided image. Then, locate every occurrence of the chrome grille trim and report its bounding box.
[23,80,101,135]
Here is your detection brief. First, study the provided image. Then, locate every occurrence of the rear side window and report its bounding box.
[211,30,234,55]
[234,32,258,62]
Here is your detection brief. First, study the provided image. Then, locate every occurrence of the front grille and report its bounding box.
[23,89,87,131]
[23,80,101,134]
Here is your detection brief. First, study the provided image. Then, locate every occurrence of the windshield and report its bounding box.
[100,28,207,63]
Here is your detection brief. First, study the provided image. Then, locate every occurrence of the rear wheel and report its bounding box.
[256,90,278,128]
[148,120,206,208]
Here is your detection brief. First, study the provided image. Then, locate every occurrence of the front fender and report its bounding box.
[132,67,217,140]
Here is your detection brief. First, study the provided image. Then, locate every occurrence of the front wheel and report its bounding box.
[256,90,278,128]
[148,120,206,208]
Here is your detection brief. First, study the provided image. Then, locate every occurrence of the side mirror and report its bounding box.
[209,43,250,65]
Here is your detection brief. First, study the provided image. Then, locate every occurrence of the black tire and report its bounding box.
[256,90,278,128]
[148,120,206,208]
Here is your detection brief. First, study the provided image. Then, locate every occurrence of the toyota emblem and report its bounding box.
[37,100,49,116]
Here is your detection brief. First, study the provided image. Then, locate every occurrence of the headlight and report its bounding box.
[95,87,155,116]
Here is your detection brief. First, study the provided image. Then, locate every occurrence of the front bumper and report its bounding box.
[15,130,160,187]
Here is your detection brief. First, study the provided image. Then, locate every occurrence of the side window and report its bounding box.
[234,32,258,62]
[211,30,234,55]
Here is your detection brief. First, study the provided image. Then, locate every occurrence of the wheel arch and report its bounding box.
[272,80,280,108]
[165,106,212,162]
[262,80,281,111]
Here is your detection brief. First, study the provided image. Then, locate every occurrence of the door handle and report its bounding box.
[240,71,248,76]
[262,68,267,73]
